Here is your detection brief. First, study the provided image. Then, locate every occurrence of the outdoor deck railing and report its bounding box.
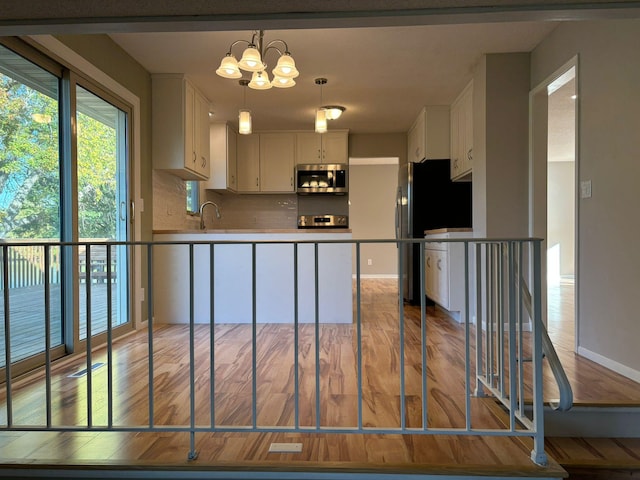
[0,237,561,466]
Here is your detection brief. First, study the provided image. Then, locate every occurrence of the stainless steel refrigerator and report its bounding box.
[395,160,472,304]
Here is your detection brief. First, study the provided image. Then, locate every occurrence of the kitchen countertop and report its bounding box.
[424,228,473,236]
[153,229,352,234]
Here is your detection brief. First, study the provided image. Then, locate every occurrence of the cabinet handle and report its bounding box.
[256,177,259,187]
[290,177,293,187]
[317,149,321,159]
[193,152,196,163]
[437,259,442,270]
[467,148,473,162]
[426,257,431,267]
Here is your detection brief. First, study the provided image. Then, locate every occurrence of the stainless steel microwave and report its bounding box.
[295,164,348,194]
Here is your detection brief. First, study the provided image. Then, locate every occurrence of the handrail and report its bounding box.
[518,267,573,412]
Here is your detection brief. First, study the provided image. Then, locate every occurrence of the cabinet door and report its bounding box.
[321,131,348,164]
[463,86,473,173]
[237,134,260,192]
[195,91,210,177]
[296,132,322,164]
[184,82,197,173]
[408,111,425,162]
[260,133,295,192]
[425,249,436,299]
[227,127,237,190]
[434,250,450,309]
[450,101,461,178]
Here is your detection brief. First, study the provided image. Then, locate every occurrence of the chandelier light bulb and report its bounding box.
[272,76,296,88]
[249,71,272,90]
[238,46,263,72]
[216,54,242,79]
[272,54,299,78]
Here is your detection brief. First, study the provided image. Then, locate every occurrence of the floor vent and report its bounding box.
[268,443,303,454]
[68,362,106,378]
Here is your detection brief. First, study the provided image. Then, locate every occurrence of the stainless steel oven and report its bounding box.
[295,164,348,194]
[298,214,348,228]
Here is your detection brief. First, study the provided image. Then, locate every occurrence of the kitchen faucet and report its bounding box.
[199,201,221,230]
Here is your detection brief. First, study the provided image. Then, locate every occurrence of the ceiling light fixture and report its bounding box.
[238,79,252,135]
[314,79,345,132]
[315,78,328,134]
[216,30,299,90]
[322,105,346,120]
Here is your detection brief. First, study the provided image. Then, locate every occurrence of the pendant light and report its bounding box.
[315,78,328,134]
[238,79,252,135]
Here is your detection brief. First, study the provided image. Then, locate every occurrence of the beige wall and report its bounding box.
[473,53,531,238]
[547,162,575,276]
[349,163,398,277]
[349,133,407,166]
[56,34,153,240]
[531,18,640,378]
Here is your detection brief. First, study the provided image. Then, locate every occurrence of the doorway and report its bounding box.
[530,57,578,351]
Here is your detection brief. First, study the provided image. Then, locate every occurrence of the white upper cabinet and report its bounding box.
[450,81,473,181]
[152,74,210,180]
[236,134,260,192]
[296,131,348,165]
[259,133,296,192]
[407,106,450,163]
[205,122,237,191]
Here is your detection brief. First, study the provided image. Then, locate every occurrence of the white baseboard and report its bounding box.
[578,346,640,383]
[352,274,398,279]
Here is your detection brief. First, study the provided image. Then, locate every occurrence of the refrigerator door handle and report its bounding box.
[395,187,401,242]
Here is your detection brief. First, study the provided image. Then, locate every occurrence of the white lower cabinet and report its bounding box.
[152,232,353,324]
[425,231,473,323]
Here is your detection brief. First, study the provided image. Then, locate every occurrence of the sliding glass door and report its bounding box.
[76,85,130,339]
[0,43,64,370]
[0,39,133,376]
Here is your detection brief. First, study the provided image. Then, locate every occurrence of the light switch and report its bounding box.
[581,180,592,199]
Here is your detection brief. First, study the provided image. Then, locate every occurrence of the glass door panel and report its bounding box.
[76,85,129,339]
[0,44,63,366]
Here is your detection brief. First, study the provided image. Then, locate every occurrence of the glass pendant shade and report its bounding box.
[323,106,345,120]
[216,54,242,79]
[315,109,327,133]
[272,76,296,89]
[238,46,263,72]
[239,109,252,135]
[272,54,299,78]
[249,71,272,90]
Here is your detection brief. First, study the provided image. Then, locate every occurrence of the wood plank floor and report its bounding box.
[0,278,637,477]
[0,283,125,365]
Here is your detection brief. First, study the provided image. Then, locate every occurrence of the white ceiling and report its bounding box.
[110,21,558,134]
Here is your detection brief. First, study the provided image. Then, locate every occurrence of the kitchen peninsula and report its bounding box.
[152,229,353,325]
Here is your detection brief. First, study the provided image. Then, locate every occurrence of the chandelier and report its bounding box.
[215,30,299,90]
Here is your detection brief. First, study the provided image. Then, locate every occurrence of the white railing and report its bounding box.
[0,237,557,466]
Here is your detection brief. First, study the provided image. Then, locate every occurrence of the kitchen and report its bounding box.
[2,6,640,475]
[126,24,549,325]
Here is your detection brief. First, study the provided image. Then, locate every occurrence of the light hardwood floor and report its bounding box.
[0,278,637,476]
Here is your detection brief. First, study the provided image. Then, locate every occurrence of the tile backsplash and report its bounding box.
[153,170,298,230]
